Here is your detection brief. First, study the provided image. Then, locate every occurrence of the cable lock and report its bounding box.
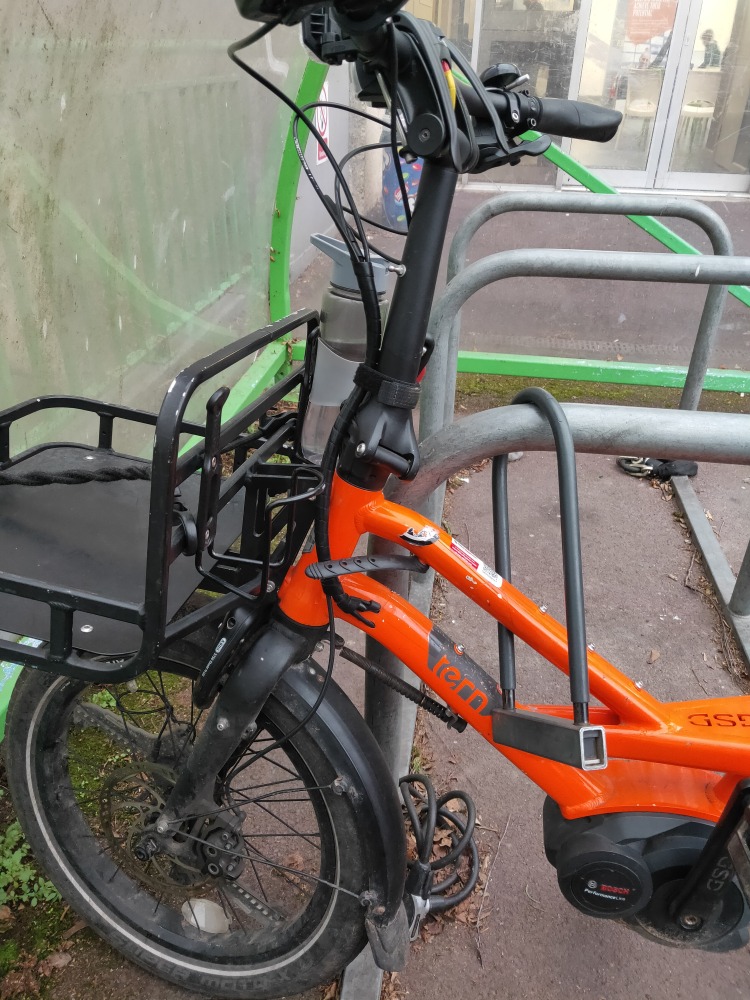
[399,772,479,937]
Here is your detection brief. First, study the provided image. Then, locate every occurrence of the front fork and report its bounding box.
[156,611,325,834]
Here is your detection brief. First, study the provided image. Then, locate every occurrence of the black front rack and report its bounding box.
[0,309,319,682]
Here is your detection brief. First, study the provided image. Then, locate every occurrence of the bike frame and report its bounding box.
[279,472,748,825]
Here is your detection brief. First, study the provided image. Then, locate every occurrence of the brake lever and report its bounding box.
[471,122,551,171]
[446,42,551,171]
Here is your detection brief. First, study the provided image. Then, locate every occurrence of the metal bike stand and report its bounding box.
[441,193,750,652]
[444,193,734,414]
[342,202,750,999]
[441,193,750,658]
[421,243,750,660]
[394,404,750,506]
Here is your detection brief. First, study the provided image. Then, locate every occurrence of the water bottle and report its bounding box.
[301,234,390,463]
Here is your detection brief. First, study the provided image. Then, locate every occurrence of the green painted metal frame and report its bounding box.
[199,57,331,426]
[269,60,329,322]
[455,350,750,391]
[207,59,328,427]
[0,637,43,742]
[288,340,750,392]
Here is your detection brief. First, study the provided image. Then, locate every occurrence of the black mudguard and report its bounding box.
[282,659,409,970]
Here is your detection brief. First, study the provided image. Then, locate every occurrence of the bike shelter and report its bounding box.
[341,192,750,999]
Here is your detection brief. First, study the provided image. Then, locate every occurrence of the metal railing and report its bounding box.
[346,192,750,999]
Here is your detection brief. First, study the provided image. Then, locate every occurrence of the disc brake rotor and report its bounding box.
[99,761,209,893]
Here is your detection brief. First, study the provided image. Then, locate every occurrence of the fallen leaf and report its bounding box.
[647,649,661,664]
[321,981,338,1000]
[381,972,405,1000]
[421,918,443,937]
[0,904,13,923]
[61,918,87,941]
[37,952,72,977]
[616,354,624,361]
[0,969,40,998]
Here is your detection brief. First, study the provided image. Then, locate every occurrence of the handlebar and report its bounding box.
[533,98,622,143]
[235,0,405,26]
[236,1,622,156]
[457,83,622,144]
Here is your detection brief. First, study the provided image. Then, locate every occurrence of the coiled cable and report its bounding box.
[399,772,479,914]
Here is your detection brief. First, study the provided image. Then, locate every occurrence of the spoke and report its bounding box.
[73,703,155,758]
[216,886,239,930]
[239,840,322,897]
[232,794,320,808]
[251,801,322,850]
[77,834,116,860]
[248,856,270,902]
[230,783,330,806]
[245,830,322,839]
[231,750,300,785]
[145,674,182,755]
[185,897,200,931]
[72,792,102,810]
[234,776,302,793]
[146,672,165,700]
[112,690,140,748]
[178,830,356,900]
[107,860,124,885]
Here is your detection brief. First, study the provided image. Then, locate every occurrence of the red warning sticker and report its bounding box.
[450,539,503,588]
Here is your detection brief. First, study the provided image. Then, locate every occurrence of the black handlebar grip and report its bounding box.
[536,99,622,143]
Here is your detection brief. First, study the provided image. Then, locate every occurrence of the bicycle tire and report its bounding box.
[5,658,373,998]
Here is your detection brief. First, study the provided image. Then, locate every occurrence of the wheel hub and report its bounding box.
[99,761,208,892]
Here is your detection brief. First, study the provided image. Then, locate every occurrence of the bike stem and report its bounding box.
[379,159,458,383]
[338,158,458,490]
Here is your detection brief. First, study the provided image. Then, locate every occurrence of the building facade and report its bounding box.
[406,0,750,192]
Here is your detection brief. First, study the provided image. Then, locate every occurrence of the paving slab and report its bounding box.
[395,450,748,1000]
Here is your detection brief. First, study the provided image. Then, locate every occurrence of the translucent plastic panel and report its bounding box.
[0,2,308,442]
[473,0,581,186]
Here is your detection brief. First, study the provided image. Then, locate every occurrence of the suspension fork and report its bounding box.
[156,612,325,832]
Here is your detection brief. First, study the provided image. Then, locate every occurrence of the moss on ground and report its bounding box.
[0,763,73,983]
[454,373,749,413]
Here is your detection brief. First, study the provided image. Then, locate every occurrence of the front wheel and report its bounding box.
[5,660,374,998]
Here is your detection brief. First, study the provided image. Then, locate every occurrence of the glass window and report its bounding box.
[570,0,679,173]
[669,0,750,178]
